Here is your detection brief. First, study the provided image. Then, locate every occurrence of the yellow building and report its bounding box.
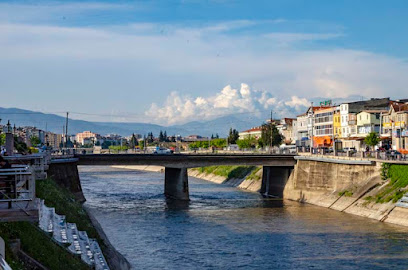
[333,111,342,138]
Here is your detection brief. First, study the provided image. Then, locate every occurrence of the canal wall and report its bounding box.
[112,165,264,192]
[188,168,262,192]
[46,162,131,270]
[48,159,86,202]
[284,159,408,227]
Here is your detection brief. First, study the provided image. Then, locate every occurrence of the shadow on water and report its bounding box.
[165,198,190,211]
[260,199,284,208]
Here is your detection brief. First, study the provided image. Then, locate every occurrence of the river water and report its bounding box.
[79,166,408,270]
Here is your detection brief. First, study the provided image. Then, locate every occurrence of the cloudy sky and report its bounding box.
[1,0,407,125]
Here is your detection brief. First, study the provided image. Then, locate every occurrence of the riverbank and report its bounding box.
[114,162,408,228]
[112,165,263,192]
[284,160,408,228]
[37,177,131,270]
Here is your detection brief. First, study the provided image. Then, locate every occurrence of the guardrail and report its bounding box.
[0,166,36,209]
[4,153,50,179]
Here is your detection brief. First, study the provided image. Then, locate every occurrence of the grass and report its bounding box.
[36,178,100,240]
[35,178,109,262]
[0,222,89,270]
[195,165,258,180]
[338,190,353,197]
[366,164,408,203]
[246,167,262,181]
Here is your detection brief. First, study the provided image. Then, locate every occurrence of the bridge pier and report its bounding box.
[260,166,292,198]
[164,167,189,200]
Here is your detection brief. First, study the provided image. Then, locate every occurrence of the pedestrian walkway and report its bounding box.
[39,200,109,270]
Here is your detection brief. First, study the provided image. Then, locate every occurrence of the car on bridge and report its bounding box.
[153,147,173,155]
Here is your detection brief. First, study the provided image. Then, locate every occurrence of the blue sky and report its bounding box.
[0,0,407,125]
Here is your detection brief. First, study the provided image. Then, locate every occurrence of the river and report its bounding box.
[79,166,408,270]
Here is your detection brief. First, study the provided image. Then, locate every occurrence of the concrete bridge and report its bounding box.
[74,154,297,200]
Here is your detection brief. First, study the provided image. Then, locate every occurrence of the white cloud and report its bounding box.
[264,32,343,44]
[145,83,308,125]
[0,20,407,123]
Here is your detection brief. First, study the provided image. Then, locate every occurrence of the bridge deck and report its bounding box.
[75,154,296,168]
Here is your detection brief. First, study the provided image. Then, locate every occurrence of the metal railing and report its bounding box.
[0,166,36,208]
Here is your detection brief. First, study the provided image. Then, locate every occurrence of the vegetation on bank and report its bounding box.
[194,165,260,180]
[36,178,102,241]
[0,222,89,270]
[365,164,408,203]
[338,190,353,197]
[246,167,262,181]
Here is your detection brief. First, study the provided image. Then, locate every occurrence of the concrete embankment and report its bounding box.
[47,160,131,270]
[187,169,262,192]
[284,159,408,227]
[113,165,263,192]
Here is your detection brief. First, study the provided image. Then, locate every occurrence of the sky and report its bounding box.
[0,0,407,125]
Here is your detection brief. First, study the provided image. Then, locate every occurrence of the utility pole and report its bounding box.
[65,112,69,149]
[62,125,65,148]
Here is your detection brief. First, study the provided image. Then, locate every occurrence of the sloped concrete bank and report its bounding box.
[187,169,263,192]
[112,165,263,192]
[284,159,408,227]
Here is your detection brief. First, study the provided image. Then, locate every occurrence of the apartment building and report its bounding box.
[382,102,408,151]
[76,131,99,145]
[238,127,262,140]
[312,106,335,147]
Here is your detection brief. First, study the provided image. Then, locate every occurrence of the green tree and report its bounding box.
[147,132,154,143]
[101,141,112,149]
[130,133,138,148]
[364,132,380,150]
[30,135,41,146]
[260,123,283,147]
[0,133,5,146]
[210,138,227,148]
[163,131,168,142]
[14,136,28,154]
[236,136,257,149]
[228,128,239,144]
[139,140,145,150]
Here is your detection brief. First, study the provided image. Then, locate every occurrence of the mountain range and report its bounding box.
[0,107,265,137]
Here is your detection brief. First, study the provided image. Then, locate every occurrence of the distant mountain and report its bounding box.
[0,107,263,137]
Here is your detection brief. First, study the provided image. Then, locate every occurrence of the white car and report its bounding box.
[153,147,173,154]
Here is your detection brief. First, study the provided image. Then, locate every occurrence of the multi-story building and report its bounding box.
[45,132,63,149]
[340,98,390,138]
[340,98,390,149]
[382,102,408,151]
[312,106,335,147]
[333,109,342,138]
[238,127,262,140]
[356,110,384,136]
[76,131,99,145]
[276,118,296,144]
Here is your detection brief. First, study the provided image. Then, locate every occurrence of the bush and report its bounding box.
[372,164,408,203]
